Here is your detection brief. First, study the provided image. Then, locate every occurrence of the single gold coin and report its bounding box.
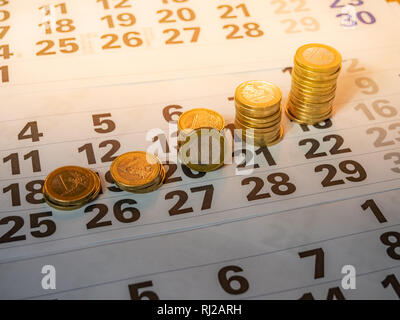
[291,80,337,95]
[43,166,100,206]
[294,65,341,82]
[235,80,282,111]
[290,90,336,104]
[235,117,281,134]
[110,151,162,189]
[288,103,332,120]
[184,162,224,173]
[178,108,225,132]
[241,126,284,147]
[291,71,337,89]
[235,100,280,118]
[295,43,342,73]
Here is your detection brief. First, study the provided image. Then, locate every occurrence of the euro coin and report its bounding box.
[287,43,342,125]
[178,108,225,133]
[294,43,342,73]
[43,166,100,209]
[129,165,166,193]
[235,80,282,116]
[110,151,163,192]
[177,109,226,173]
[241,126,284,147]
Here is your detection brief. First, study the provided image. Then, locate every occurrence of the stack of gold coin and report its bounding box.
[110,151,165,193]
[43,166,101,211]
[234,80,283,147]
[177,108,226,172]
[286,43,342,124]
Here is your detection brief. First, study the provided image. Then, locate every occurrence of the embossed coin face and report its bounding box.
[295,43,342,72]
[110,151,161,188]
[178,108,225,132]
[44,166,97,204]
[235,80,282,109]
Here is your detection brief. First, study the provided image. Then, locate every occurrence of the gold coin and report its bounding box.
[288,104,332,120]
[289,105,332,119]
[289,94,335,108]
[289,99,333,114]
[178,127,225,172]
[293,64,342,80]
[178,108,225,132]
[287,43,341,125]
[43,192,85,211]
[235,80,282,110]
[293,71,339,83]
[295,43,342,73]
[287,97,333,112]
[286,104,332,125]
[183,161,224,173]
[44,183,101,210]
[291,71,337,89]
[290,90,336,105]
[291,80,337,95]
[235,117,281,134]
[290,90,336,104]
[43,166,100,206]
[241,126,284,147]
[236,101,280,118]
[235,80,282,107]
[110,151,161,189]
[235,80,282,113]
[122,165,166,194]
[235,109,281,128]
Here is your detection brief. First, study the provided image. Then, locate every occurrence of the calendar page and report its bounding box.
[0,0,400,300]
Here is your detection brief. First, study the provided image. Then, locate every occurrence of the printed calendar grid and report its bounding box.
[1,0,400,89]
[1,188,399,300]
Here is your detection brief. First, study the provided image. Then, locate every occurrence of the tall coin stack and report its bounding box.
[234,80,283,147]
[177,108,226,172]
[286,43,342,125]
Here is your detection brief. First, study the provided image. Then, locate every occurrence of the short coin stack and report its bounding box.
[110,151,165,193]
[177,108,225,172]
[234,80,283,147]
[43,166,101,211]
[286,43,342,125]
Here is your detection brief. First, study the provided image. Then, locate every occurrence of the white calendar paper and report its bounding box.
[0,0,399,300]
